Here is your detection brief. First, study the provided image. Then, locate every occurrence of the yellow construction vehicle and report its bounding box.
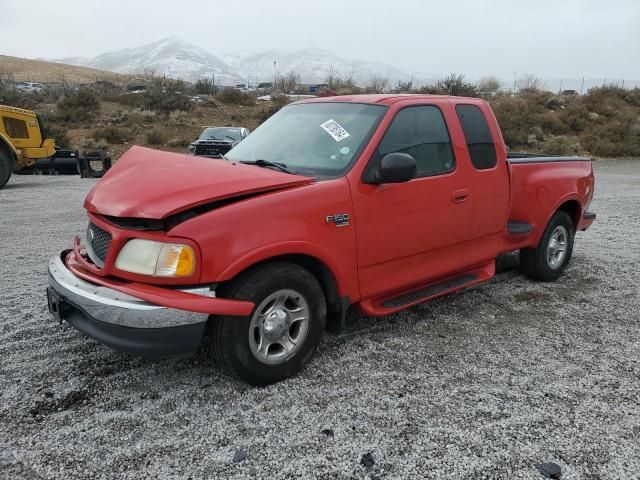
[0,104,111,189]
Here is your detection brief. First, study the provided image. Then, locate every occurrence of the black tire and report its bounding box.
[0,149,12,189]
[209,262,326,386]
[520,211,575,281]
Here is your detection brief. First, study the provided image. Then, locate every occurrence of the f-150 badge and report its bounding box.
[326,213,350,227]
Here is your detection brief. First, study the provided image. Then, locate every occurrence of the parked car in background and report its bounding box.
[187,126,250,158]
[15,82,43,93]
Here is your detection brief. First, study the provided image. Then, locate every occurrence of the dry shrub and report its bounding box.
[167,110,191,126]
[91,126,131,144]
[146,129,165,145]
[56,88,100,122]
[167,137,191,148]
[217,88,256,106]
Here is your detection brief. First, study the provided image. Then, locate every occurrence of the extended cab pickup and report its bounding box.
[47,94,595,385]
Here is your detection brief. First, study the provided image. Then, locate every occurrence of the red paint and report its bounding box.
[84,146,312,218]
[65,95,595,317]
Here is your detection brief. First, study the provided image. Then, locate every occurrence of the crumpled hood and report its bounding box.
[85,146,313,219]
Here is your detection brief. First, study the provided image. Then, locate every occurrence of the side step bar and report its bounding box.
[358,261,495,317]
[383,274,477,308]
[507,220,534,235]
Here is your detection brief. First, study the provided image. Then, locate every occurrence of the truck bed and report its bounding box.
[506,153,594,246]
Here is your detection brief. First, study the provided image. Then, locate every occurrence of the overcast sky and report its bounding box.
[2,0,639,79]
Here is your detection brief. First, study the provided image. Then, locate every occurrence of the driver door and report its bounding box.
[351,104,476,299]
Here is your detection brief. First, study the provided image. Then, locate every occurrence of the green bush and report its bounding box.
[419,73,478,97]
[115,89,192,114]
[140,89,191,114]
[56,88,101,122]
[217,88,256,106]
[194,78,216,95]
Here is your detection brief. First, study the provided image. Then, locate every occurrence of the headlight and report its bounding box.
[115,239,195,277]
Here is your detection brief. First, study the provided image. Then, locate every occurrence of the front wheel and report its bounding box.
[520,210,575,281]
[209,262,326,386]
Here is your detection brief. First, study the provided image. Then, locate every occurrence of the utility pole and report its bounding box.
[273,60,277,91]
[513,72,517,95]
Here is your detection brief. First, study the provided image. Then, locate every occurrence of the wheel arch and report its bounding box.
[534,194,583,245]
[556,199,582,229]
[217,245,353,315]
[0,133,18,166]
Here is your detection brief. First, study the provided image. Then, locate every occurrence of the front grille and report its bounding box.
[86,222,112,267]
[194,142,233,157]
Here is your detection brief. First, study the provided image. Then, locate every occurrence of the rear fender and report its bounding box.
[534,193,584,245]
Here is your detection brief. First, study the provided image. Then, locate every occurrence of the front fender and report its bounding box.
[168,177,361,303]
[218,241,355,299]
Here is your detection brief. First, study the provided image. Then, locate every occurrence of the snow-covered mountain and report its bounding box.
[53,37,423,86]
[224,47,416,85]
[55,37,241,84]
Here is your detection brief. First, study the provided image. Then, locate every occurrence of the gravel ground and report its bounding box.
[1,159,639,480]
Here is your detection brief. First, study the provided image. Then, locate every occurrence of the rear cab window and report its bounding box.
[455,104,497,170]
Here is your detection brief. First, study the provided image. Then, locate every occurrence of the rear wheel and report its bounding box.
[0,149,12,188]
[520,211,575,281]
[209,262,326,386]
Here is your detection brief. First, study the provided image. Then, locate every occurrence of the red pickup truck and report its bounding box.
[47,94,595,385]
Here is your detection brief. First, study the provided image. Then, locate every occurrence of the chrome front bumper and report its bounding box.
[47,253,210,329]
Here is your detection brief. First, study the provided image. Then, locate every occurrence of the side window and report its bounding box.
[2,116,29,139]
[456,104,497,170]
[376,106,455,177]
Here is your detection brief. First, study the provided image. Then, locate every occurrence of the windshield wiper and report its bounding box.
[240,159,295,174]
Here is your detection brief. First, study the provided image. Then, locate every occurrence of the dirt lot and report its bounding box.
[0,159,638,479]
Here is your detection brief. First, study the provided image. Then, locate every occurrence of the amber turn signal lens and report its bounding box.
[155,244,195,277]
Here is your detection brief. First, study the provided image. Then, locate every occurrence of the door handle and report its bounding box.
[452,189,470,203]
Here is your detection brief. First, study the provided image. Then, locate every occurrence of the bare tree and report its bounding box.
[275,71,301,94]
[517,74,545,93]
[143,65,158,80]
[396,78,414,92]
[325,65,339,90]
[369,74,390,93]
[477,76,501,93]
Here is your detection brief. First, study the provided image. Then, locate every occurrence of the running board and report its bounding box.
[383,274,477,308]
[507,220,534,235]
[358,261,495,317]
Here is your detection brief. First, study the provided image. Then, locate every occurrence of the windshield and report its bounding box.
[198,127,241,141]
[226,102,386,177]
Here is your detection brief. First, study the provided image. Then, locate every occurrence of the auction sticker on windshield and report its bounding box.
[320,119,350,142]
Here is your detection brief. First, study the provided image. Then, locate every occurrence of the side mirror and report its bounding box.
[373,153,417,184]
